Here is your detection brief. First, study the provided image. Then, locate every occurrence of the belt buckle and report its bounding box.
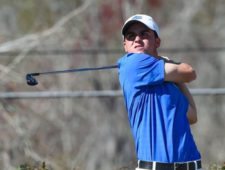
[174,163,177,170]
[188,161,196,170]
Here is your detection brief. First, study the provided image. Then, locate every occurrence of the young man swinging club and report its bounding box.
[117,14,202,170]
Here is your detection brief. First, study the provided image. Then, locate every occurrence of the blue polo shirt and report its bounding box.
[117,53,201,163]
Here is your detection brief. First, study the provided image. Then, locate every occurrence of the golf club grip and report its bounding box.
[30,65,118,76]
[30,73,40,76]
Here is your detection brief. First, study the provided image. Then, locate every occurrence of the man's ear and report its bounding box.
[155,37,161,48]
[123,41,128,52]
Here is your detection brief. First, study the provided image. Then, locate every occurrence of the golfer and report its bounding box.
[117,14,202,170]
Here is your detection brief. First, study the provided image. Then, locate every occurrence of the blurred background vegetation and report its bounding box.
[0,0,225,169]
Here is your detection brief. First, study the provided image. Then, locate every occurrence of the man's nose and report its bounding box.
[134,34,142,41]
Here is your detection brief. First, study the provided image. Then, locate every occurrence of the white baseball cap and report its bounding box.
[121,14,160,37]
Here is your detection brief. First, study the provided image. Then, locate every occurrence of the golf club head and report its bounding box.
[26,74,38,86]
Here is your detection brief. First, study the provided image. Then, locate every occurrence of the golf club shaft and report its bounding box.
[29,65,118,76]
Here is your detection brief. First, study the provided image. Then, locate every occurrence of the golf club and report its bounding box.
[26,65,118,86]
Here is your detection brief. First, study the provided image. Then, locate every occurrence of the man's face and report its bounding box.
[123,22,160,56]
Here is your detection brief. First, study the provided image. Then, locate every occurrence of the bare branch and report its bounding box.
[0,0,93,52]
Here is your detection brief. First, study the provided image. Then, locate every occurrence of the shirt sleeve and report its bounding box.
[118,53,165,88]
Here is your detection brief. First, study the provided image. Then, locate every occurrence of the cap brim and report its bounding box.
[122,20,143,35]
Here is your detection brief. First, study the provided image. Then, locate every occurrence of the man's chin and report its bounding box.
[130,50,145,53]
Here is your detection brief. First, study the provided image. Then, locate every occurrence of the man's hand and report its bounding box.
[160,56,181,64]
